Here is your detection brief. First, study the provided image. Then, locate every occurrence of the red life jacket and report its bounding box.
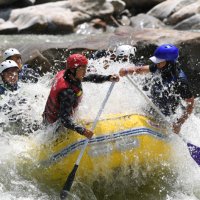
[43,70,82,124]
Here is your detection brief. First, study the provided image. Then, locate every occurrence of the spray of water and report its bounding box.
[0,56,200,199]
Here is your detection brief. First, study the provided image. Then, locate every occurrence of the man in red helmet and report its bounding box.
[43,54,119,139]
[119,44,194,134]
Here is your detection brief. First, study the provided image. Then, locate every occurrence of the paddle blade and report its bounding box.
[60,164,78,200]
[187,143,200,166]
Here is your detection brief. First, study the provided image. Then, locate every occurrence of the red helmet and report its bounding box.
[66,54,88,69]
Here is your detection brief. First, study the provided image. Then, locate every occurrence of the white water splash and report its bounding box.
[0,55,200,200]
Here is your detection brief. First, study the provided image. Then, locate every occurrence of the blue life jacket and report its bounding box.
[19,64,29,80]
[0,85,6,95]
[19,64,39,83]
[0,83,19,95]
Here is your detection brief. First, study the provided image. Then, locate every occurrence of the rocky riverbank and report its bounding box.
[0,0,199,34]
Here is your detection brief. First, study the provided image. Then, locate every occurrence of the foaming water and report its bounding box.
[0,58,200,200]
[78,58,147,120]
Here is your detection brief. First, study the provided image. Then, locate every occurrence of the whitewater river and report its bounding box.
[0,35,200,200]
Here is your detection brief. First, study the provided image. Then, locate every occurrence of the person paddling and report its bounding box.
[43,53,119,139]
[119,44,194,134]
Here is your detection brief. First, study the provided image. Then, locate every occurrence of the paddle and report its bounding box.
[60,82,115,200]
[126,75,200,166]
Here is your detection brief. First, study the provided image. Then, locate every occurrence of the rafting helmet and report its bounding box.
[3,48,21,60]
[150,44,179,63]
[115,45,136,57]
[0,60,19,73]
[66,54,88,69]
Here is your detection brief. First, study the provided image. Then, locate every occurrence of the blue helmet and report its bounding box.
[154,44,179,62]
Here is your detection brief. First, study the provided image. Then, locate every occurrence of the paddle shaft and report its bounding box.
[127,76,167,122]
[76,82,115,164]
[60,82,115,200]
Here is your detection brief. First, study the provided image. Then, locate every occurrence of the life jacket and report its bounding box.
[0,85,6,95]
[150,67,188,116]
[19,64,28,80]
[19,64,39,83]
[43,70,83,124]
[0,83,18,95]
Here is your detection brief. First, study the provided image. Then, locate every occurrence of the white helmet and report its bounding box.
[115,45,136,57]
[3,48,21,60]
[0,60,19,73]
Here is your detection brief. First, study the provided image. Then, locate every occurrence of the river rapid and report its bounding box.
[1,35,200,200]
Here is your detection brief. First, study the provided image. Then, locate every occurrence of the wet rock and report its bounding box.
[0,0,18,6]
[91,18,107,31]
[115,9,131,26]
[35,0,62,4]
[148,0,197,21]
[9,2,92,34]
[174,14,200,30]
[119,15,131,26]
[27,49,53,73]
[0,0,114,34]
[76,21,107,35]
[0,0,199,34]
[148,0,182,20]
[0,18,4,24]
[70,0,113,17]
[0,0,35,8]
[123,0,165,8]
[107,0,126,14]
[0,20,18,33]
[130,14,165,29]
[113,25,135,36]
[14,0,36,7]
[178,42,200,96]
[167,2,200,25]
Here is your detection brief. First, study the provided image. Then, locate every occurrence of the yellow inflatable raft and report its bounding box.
[29,113,171,188]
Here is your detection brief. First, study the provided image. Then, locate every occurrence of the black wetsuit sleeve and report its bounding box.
[83,74,111,83]
[149,64,157,73]
[176,79,193,99]
[58,89,85,135]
